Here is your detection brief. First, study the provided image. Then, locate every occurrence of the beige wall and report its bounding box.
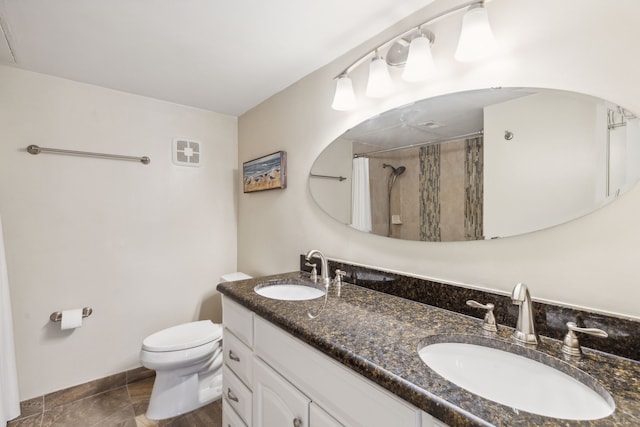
[238,0,640,320]
[0,66,238,399]
[309,137,352,224]
[483,91,602,238]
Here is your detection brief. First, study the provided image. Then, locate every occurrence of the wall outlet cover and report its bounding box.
[172,138,201,167]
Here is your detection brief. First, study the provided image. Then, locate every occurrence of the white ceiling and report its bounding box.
[0,0,436,116]
[346,88,534,151]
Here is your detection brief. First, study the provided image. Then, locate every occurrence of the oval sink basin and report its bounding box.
[419,342,614,420]
[254,279,325,301]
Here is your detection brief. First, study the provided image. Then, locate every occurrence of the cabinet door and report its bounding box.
[253,357,309,427]
[310,402,343,427]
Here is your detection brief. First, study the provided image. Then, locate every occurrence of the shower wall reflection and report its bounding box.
[363,137,483,242]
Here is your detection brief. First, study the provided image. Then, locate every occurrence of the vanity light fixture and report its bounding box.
[366,51,395,98]
[331,73,356,111]
[402,29,436,82]
[331,0,496,111]
[454,3,497,62]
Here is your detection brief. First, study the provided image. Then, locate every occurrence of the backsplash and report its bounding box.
[300,255,640,362]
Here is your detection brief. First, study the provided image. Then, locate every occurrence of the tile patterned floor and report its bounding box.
[8,377,222,427]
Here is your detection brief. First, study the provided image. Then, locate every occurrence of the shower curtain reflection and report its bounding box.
[0,216,20,426]
[351,157,372,232]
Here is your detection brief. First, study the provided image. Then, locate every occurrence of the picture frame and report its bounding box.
[243,151,287,193]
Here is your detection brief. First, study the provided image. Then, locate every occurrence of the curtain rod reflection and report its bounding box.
[353,130,483,158]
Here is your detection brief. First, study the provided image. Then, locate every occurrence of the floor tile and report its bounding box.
[159,400,222,427]
[41,388,131,427]
[91,407,137,427]
[45,373,127,410]
[126,377,154,417]
[15,377,221,427]
[126,367,155,385]
[18,397,44,420]
[134,413,158,427]
[7,414,42,427]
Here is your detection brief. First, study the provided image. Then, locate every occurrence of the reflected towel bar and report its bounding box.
[310,173,347,182]
[27,145,150,165]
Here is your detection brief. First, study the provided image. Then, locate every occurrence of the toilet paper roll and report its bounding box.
[60,309,83,330]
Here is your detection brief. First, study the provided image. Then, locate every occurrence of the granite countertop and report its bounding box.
[216,271,640,427]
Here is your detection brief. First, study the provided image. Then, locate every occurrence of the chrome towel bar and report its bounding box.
[27,145,150,165]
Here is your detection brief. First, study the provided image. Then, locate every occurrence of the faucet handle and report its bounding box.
[561,322,608,357]
[466,300,497,333]
[304,262,318,283]
[333,269,346,296]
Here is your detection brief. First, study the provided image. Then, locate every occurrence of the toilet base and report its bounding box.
[146,350,223,420]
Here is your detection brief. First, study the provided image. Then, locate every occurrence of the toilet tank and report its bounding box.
[220,272,252,282]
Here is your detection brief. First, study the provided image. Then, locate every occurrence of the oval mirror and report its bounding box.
[310,88,640,241]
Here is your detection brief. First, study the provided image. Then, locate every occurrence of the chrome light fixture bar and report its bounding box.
[331,0,496,111]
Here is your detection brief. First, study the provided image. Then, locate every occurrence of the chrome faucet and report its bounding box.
[511,283,538,345]
[305,249,331,287]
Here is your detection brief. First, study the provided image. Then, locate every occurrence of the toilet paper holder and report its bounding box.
[49,307,93,323]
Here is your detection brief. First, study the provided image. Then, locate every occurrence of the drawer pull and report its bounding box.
[293,417,302,427]
[229,350,240,362]
[227,387,239,402]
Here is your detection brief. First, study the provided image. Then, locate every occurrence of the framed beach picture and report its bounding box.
[243,151,287,193]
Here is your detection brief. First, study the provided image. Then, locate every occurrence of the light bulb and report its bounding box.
[366,56,394,98]
[331,75,356,111]
[402,34,435,82]
[455,4,496,62]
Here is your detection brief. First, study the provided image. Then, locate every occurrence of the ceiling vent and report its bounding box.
[418,121,443,129]
[172,138,201,167]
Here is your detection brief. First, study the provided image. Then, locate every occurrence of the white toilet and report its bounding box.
[140,320,223,420]
[139,272,251,420]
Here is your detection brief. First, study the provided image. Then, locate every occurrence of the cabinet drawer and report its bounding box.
[223,397,248,427]
[223,365,252,426]
[222,297,254,347]
[224,328,253,388]
[310,402,344,427]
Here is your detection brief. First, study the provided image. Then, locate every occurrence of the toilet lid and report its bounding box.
[142,320,222,352]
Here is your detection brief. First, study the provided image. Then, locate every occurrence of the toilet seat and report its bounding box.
[142,320,222,352]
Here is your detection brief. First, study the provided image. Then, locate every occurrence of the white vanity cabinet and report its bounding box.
[222,296,450,427]
[254,316,419,427]
[222,298,255,426]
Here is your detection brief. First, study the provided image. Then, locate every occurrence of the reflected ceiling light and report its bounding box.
[331,0,496,111]
[331,74,356,111]
[366,52,395,98]
[402,30,436,82]
[454,4,496,62]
